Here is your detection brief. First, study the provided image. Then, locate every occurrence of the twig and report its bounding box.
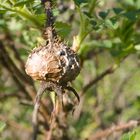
[0,42,34,86]
[0,41,50,130]
[32,81,49,140]
[74,64,118,120]
[4,31,25,69]
[0,93,21,101]
[45,94,63,140]
[46,110,56,140]
[41,0,54,27]
[0,32,25,69]
[82,64,118,94]
[66,86,80,103]
[0,114,32,133]
[1,48,50,131]
[41,0,57,41]
[20,100,33,106]
[0,50,30,98]
[113,71,135,112]
[89,120,140,140]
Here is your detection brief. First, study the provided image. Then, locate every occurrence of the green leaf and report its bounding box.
[52,8,59,16]
[121,131,137,140]
[121,133,130,140]
[135,44,140,50]
[0,4,43,28]
[105,18,119,29]
[99,10,110,19]
[55,22,71,38]
[0,9,7,13]
[83,11,92,19]
[113,8,123,14]
[73,0,87,6]
[122,10,140,21]
[14,0,34,7]
[35,14,45,25]
[102,40,112,48]
[89,19,98,29]
[0,121,6,132]
[130,131,136,140]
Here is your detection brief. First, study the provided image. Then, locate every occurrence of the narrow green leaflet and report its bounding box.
[0,3,44,28]
[105,18,119,29]
[113,8,123,14]
[73,0,87,6]
[122,10,140,21]
[99,10,110,19]
[130,131,137,140]
[14,0,34,7]
[135,44,140,50]
[0,121,6,132]
[55,22,71,38]
[121,131,137,140]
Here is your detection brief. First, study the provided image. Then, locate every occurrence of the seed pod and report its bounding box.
[25,42,80,85]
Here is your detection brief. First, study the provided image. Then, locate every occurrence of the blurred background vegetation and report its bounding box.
[0,0,140,140]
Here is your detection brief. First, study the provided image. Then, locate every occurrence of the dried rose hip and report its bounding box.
[25,41,80,85]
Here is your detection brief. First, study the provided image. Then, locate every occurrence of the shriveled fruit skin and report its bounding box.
[25,42,80,84]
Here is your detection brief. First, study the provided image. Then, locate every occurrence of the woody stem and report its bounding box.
[41,0,54,27]
[41,0,57,43]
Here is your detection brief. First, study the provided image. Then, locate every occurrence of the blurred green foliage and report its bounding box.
[0,0,140,140]
[0,121,6,132]
[121,130,140,140]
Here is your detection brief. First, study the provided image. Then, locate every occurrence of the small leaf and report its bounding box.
[122,10,140,21]
[52,8,59,16]
[0,9,7,13]
[130,131,136,140]
[99,10,110,19]
[90,19,97,27]
[73,0,87,6]
[0,121,6,132]
[14,0,34,7]
[35,14,45,25]
[103,40,112,48]
[135,44,140,50]
[113,8,123,14]
[83,11,92,18]
[121,131,137,140]
[55,22,71,38]
[121,133,130,140]
[105,18,119,29]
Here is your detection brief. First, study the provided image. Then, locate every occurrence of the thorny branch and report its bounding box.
[31,2,55,140]
[0,93,21,101]
[41,0,57,40]
[82,64,118,95]
[74,64,118,120]
[0,41,34,87]
[32,81,50,140]
[41,0,54,27]
[0,42,30,98]
[30,1,80,140]
[5,32,25,69]
[89,119,140,140]
[0,40,50,135]
[0,114,32,133]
